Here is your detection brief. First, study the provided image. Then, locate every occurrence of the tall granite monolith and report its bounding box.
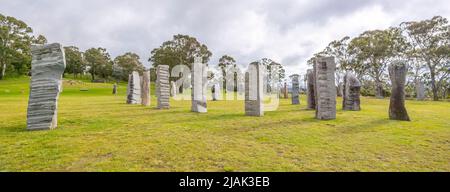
[306,69,316,110]
[126,71,141,104]
[27,43,66,131]
[389,61,410,121]
[245,62,264,116]
[290,74,300,105]
[170,81,177,97]
[283,82,288,99]
[191,57,207,113]
[342,73,361,111]
[156,65,170,109]
[112,83,118,95]
[141,71,150,106]
[212,83,221,101]
[416,80,425,101]
[315,57,336,120]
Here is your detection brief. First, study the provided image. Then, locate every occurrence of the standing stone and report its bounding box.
[315,57,336,120]
[283,82,289,99]
[306,69,316,110]
[342,73,361,111]
[416,79,425,101]
[141,71,150,106]
[191,57,207,113]
[112,83,118,95]
[212,83,221,101]
[170,81,177,97]
[290,74,300,105]
[126,71,141,104]
[245,63,264,116]
[389,61,410,121]
[27,43,66,131]
[156,65,170,109]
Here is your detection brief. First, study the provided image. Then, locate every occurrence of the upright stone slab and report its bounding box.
[245,63,264,116]
[290,74,300,105]
[306,69,316,110]
[156,65,170,109]
[27,43,66,131]
[112,83,118,95]
[170,81,177,97]
[191,57,207,113]
[389,61,410,121]
[416,80,425,101]
[126,71,141,104]
[212,83,221,101]
[342,73,361,111]
[315,57,336,120]
[141,71,150,106]
[283,82,288,99]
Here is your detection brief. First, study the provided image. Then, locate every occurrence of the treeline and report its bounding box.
[309,16,449,101]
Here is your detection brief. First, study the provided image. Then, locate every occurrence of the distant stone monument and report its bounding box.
[315,57,336,120]
[156,65,170,109]
[126,71,141,104]
[290,74,300,105]
[141,71,150,106]
[191,57,207,113]
[27,43,66,131]
[212,83,221,101]
[283,82,288,99]
[342,73,361,111]
[416,80,425,101]
[170,81,177,97]
[389,61,410,121]
[112,83,118,95]
[306,69,315,110]
[245,62,264,116]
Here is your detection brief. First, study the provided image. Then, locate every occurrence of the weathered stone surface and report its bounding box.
[306,69,316,110]
[315,57,336,120]
[416,79,425,101]
[141,71,150,106]
[389,61,410,121]
[112,83,118,95]
[126,71,141,104]
[283,82,288,99]
[156,65,170,109]
[245,63,264,116]
[342,73,361,111]
[170,81,177,97]
[212,83,221,101]
[27,43,66,131]
[191,57,207,113]
[290,74,300,105]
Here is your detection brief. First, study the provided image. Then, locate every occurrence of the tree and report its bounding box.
[0,14,34,79]
[349,28,408,98]
[113,52,145,81]
[148,34,212,73]
[401,16,450,100]
[64,46,85,78]
[84,47,113,81]
[217,55,236,89]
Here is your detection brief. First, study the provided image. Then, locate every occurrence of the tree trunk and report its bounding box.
[430,70,439,101]
[388,61,410,121]
[375,79,384,99]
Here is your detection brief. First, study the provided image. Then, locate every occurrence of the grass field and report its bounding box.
[0,76,449,172]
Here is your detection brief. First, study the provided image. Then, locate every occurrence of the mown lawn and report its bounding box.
[0,76,449,172]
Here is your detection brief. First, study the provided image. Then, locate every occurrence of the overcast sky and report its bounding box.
[1,0,449,76]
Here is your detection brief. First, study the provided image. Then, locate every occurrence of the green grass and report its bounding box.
[0,76,449,172]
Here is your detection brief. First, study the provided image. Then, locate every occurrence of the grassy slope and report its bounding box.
[0,76,449,172]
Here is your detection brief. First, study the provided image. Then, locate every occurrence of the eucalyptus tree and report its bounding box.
[348,27,408,98]
[401,16,450,100]
[84,47,113,81]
